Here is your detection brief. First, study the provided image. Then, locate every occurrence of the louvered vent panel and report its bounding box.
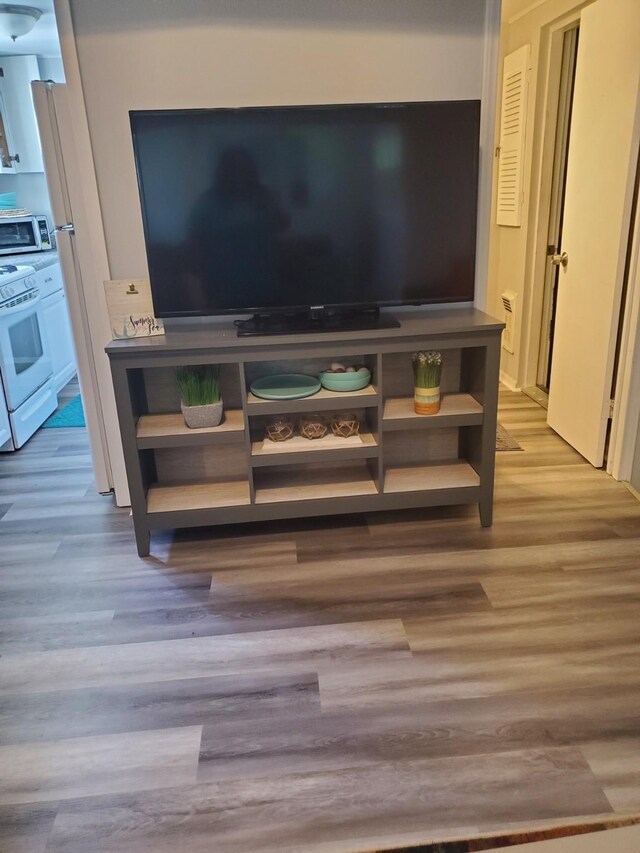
[496,45,530,227]
[501,295,514,313]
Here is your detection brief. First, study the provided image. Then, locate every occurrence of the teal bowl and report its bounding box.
[319,367,371,392]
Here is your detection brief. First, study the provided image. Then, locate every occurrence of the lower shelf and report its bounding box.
[384,460,480,494]
[146,461,478,515]
[254,462,378,505]
[147,479,251,514]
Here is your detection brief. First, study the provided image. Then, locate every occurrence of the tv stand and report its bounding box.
[235,306,400,337]
[106,307,503,557]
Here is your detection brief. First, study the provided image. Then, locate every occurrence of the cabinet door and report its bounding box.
[0,90,17,174]
[42,291,77,392]
[0,56,44,173]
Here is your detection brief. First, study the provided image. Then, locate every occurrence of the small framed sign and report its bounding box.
[104,278,165,339]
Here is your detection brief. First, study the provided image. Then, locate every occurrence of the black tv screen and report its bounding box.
[130,101,480,318]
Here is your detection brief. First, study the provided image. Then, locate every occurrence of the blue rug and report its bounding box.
[43,394,86,428]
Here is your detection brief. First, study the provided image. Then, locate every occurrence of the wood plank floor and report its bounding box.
[1,387,640,852]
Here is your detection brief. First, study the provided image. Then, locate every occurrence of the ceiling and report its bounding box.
[0,0,61,58]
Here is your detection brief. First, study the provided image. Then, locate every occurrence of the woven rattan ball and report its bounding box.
[265,418,294,442]
[299,415,327,440]
[331,413,360,438]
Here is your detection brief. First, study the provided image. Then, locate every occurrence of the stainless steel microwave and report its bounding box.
[0,215,53,255]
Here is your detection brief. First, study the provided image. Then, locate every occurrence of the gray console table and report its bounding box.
[106,308,503,556]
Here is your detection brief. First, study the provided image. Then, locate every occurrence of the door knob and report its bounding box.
[551,252,568,268]
[54,223,75,234]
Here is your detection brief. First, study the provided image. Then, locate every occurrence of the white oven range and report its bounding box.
[0,263,57,450]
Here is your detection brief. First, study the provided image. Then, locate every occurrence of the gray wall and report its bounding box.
[68,0,492,298]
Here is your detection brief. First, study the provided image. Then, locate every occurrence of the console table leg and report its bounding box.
[479,499,493,528]
[135,525,151,557]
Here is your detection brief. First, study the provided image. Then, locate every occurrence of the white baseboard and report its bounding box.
[500,370,521,392]
[509,824,640,852]
[624,481,640,502]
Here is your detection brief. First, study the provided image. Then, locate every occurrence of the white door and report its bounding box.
[31,80,114,496]
[547,0,640,466]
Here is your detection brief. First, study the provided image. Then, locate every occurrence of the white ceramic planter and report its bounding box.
[180,400,224,429]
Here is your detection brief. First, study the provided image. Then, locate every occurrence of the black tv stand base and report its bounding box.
[235,307,400,337]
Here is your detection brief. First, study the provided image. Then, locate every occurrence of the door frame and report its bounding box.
[519,10,582,392]
[608,92,640,481]
[534,23,578,394]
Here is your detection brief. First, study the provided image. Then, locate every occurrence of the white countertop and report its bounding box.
[1,250,59,271]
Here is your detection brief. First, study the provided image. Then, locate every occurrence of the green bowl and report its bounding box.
[319,368,371,392]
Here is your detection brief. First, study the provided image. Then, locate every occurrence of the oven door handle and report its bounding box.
[0,289,41,317]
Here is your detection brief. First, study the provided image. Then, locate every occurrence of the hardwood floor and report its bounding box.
[1,388,640,851]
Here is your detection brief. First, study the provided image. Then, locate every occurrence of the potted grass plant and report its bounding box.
[412,350,443,415]
[177,364,224,428]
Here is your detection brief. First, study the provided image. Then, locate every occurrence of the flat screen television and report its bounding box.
[130,100,480,333]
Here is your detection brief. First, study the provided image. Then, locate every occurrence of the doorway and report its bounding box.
[512,0,640,472]
[0,52,80,451]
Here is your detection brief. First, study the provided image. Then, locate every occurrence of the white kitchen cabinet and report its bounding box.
[0,55,44,174]
[42,288,76,392]
[39,263,77,392]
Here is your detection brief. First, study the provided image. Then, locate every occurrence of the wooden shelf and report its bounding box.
[147,479,250,514]
[383,394,483,430]
[246,384,379,415]
[254,463,378,504]
[137,410,245,448]
[384,460,480,494]
[251,431,378,467]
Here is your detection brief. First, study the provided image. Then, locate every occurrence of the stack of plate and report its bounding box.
[250,374,321,400]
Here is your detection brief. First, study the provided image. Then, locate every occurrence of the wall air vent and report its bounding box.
[501,291,517,354]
